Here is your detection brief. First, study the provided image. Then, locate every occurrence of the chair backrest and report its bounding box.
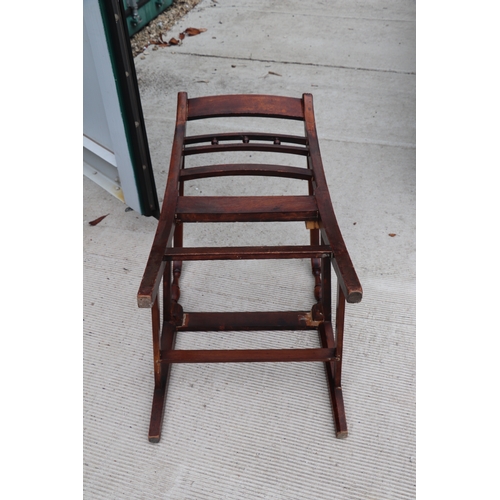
[137,92,362,310]
[181,94,311,159]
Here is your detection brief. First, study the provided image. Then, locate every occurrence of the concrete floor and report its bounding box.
[83,0,415,498]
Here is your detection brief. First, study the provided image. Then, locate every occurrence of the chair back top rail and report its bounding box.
[187,95,305,121]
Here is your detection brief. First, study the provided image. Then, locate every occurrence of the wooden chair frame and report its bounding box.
[138,93,362,442]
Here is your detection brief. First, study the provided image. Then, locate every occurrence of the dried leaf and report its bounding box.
[268,71,282,76]
[149,40,169,47]
[89,214,109,226]
[184,27,207,36]
[389,233,396,237]
[169,37,180,45]
[179,32,186,40]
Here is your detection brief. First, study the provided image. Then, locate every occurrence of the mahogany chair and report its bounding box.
[138,92,362,442]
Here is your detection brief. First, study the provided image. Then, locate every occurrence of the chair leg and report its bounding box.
[319,256,348,438]
[149,292,164,442]
[333,282,348,438]
[149,262,177,443]
[148,322,177,442]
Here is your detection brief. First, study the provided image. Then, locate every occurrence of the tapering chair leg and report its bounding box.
[148,263,178,442]
[318,254,348,438]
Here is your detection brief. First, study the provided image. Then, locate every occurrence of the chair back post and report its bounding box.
[302,93,363,304]
[137,92,188,308]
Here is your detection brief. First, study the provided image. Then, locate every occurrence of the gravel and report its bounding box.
[130,0,204,57]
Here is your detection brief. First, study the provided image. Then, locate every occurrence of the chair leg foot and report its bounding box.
[148,384,167,443]
[332,386,348,438]
[319,322,348,438]
[323,370,348,438]
[148,322,177,443]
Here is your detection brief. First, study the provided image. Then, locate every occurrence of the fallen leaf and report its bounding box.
[389,233,396,237]
[268,71,282,76]
[169,37,180,45]
[179,32,185,40]
[149,35,169,47]
[184,27,207,36]
[89,214,109,226]
[149,41,169,47]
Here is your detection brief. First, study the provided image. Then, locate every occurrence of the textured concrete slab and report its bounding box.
[155,0,415,73]
[84,0,415,498]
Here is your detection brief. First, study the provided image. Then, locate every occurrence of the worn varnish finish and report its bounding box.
[138,93,363,442]
[177,311,322,331]
[175,195,319,223]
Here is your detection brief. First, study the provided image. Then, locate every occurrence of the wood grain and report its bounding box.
[175,195,318,222]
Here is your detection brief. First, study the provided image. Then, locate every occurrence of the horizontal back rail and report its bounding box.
[187,94,304,121]
[182,143,309,156]
[178,164,313,181]
[184,132,307,146]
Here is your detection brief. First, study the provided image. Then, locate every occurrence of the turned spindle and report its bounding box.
[171,262,183,325]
